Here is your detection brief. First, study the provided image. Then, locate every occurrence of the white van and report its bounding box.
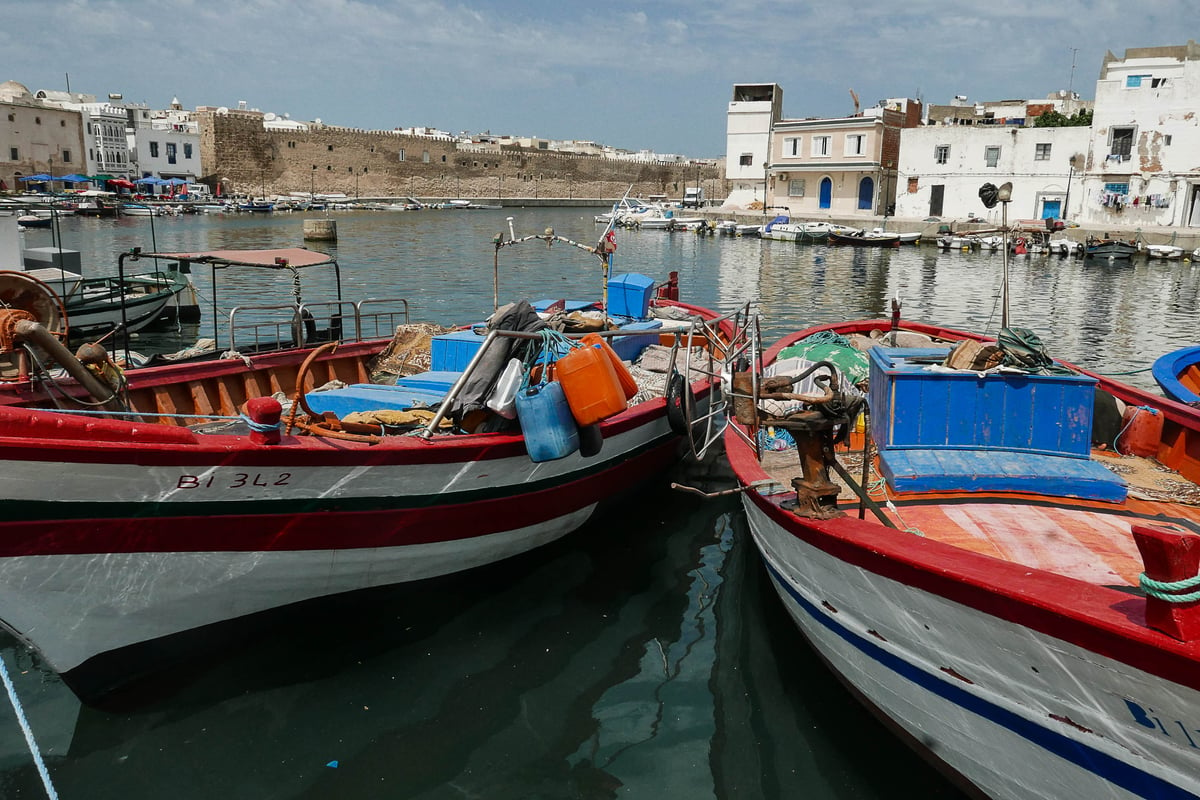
[682,187,705,208]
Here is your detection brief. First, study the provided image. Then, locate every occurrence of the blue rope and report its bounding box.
[0,653,59,800]
[29,407,281,431]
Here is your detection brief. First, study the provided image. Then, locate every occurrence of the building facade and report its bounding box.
[129,100,204,188]
[1078,41,1200,228]
[895,124,1090,223]
[723,84,783,208]
[0,81,86,191]
[766,108,907,218]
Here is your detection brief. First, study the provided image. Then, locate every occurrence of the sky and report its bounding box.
[0,1,1192,158]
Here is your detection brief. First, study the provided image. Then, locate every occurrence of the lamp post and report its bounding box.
[1064,154,1076,222]
[762,161,769,223]
[497,175,502,203]
[310,165,315,202]
[354,168,360,200]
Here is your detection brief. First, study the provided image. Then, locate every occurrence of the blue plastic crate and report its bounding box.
[608,273,655,319]
[430,330,489,372]
[610,320,662,362]
[305,384,448,417]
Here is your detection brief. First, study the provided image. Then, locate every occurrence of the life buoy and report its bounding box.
[665,370,689,435]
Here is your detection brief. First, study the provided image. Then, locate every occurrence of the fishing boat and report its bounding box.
[0,230,735,702]
[1152,344,1200,405]
[761,218,832,243]
[1085,238,1138,260]
[828,230,901,247]
[1146,244,1184,260]
[721,314,1200,800]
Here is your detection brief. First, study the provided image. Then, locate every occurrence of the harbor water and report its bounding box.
[1,208,1196,799]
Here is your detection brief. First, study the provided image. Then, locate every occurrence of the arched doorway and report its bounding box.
[819,177,832,209]
[858,176,875,210]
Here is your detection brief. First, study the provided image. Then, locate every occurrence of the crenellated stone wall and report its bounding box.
[197,111,728,201]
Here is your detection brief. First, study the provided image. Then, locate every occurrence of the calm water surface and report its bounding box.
[2,209,1196,798]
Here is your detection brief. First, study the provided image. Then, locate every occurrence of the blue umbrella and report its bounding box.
[18,173,53,182]
[135,176,165,185]
[164,177,188,185]
[59,173,91,183]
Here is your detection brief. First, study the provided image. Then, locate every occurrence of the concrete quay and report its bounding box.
[692,208,1200,252]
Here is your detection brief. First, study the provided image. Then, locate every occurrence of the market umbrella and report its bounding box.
[163,178,188,186]
[89,174,115,182]
[59,174,91,184]
[135,176,164,185]
[108,178,135,189]
[18,173,53,182]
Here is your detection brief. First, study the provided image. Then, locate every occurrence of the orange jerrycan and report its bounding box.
[555,343,628,426]
[581,333,638,400]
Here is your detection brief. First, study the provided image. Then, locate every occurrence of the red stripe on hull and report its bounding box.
[0,437,679,556]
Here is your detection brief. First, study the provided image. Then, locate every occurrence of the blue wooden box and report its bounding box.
[608,273,656,319]
[430,330,488,372]
[305,383,448,417]
[611,320,662,362]
[868,347,1096,458]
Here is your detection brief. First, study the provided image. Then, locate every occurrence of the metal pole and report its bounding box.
[1001,200,1010,329]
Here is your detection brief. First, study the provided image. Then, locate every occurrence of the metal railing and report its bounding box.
[226,297,412,353]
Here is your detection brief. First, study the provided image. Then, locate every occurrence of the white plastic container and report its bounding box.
[486,358,523,419]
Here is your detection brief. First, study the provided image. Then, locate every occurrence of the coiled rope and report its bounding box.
[1139,572,1200,603]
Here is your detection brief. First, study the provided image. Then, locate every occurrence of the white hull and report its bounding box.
[742,501,1197,799]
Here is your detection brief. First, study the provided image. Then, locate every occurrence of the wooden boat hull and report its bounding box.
[1153,344,1200,405]
[828,232,901,247]
[726,318,1200,800]
[1085,241,1138,260]
[0,297,726,700]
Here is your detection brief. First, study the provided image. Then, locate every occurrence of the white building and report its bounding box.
[723,83,782,208]
[33,90,133,180]
[128,98,203,189]
[895,124,1090,223]
[1078,41,1200,228]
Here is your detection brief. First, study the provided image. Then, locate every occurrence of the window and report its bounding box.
[422,150,430,163]
[738,153,753,167]
[1152,77,1168,88]
[166,143,177,164]
[787,179,806,197]
[9,147,17,160]
[1165,134,1173,146]
[1126,74,1151,88]
[149,141,159,157]
[6,113,12,122]
[1035,143,1052,160]
[60,120,65,127]
[934,145,950,164]
[1110,126,1135,159]
[784,137,801,156]
[184,143,192,159]
[907,176,919,193]
[327,145,334,151]
[985,146,1001,167]
[812,136,831,156]
[34,116,40,124]
[845,134,865,156]
[62,149,71,163]
[1104,181,1129,194]
[398,149,405,161]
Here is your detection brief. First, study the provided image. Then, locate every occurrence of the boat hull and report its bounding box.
[0,400,692,688]
[739,498,1198,800]
[1152,344,1200,405]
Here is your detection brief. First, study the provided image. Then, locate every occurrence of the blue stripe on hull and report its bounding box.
[761,557,1189,799]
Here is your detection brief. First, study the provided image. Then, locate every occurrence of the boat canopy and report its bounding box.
[143,248,336,269]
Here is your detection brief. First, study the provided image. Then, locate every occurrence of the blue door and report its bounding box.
[858,177,875,210]
[819,177,832,209]
[1041,199,1062,219]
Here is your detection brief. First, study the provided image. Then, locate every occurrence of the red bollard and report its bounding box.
[244,396,283,445]
[1132,523,1200,642]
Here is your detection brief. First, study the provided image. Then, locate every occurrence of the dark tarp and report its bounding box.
[447,300,545,430]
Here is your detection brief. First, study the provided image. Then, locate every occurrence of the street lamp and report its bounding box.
[497,175,502,203]
[354,168,360,200]
[310,165,316,202]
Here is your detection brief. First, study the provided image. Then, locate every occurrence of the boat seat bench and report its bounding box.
[878,447,1128,503]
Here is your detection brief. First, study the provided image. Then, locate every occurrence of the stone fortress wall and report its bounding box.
[198,111,729,202]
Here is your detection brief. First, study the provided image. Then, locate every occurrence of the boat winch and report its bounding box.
[734,361,864,520]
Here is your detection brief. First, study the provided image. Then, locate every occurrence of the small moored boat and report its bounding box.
[1152,344,1200,405]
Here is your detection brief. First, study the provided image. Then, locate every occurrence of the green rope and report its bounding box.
[1140,572,1200,603]
[1090,366,1153,376]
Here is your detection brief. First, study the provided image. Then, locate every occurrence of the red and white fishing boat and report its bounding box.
[723,315,1200,799]
[0,233,736,701]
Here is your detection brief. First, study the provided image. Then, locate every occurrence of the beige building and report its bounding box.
[0,80,86,191]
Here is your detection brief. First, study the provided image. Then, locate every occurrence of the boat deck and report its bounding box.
[757,445,1200,589]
